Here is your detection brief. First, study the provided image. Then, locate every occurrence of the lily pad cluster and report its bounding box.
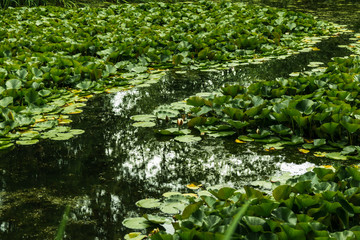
[123,165,360,239]
[147,55,360,159]
[0,1,346,148]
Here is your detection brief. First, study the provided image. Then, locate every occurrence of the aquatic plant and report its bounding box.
[123,165,360,239]
[146,55,360,160]
[0,0,343,148]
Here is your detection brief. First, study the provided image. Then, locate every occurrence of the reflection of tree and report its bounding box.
[0,23,356,238]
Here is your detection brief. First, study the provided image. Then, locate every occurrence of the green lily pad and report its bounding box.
[0,143,14,150]
[16,139,39,145]
[132,122,156,128]
[122,217,151,230]
[238,135,255,142]
[174,135,201,143]
[135,198,161,209]
[50,133,74,141]
[131,114,156,122]
[208,131,236,138]
[69,129,85,135]
[325,152,347,160]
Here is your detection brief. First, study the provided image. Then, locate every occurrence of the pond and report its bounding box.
[0,1,359,239]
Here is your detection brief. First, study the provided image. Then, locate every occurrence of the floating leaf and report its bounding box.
[186,183,202,190]
[132,122,156,128]
[16,139,39,145]
[235,139,246,144]
[238,135,254,142]
[122,217,151,230]
[136,199,161,209]
[131,114,156,122]
[124,232,147,240]
[299,149,310,154]
[325,152,347,161]
[174,135,201,143]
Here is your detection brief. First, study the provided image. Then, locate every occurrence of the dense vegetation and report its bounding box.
[0,0,341,149]
[140,55,360,160]
[124,165,360,239]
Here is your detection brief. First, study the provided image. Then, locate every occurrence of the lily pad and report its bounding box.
[174,135,201,143]
[131,114,156,122]
[325,152,347,161]
[124,232,147,240]
[16,139,39,145]
[122,217,151,230]
[132,122,156,128]
[135,198,161,209]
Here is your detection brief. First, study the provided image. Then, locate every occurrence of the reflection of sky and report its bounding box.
[278,162,316,176]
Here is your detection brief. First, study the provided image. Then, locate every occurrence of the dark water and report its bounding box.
[0,1,359,239]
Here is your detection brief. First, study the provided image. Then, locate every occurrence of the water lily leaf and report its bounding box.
[273,185,292,201]
[143,214,168,224]
[16,139,39,145]
[186,183,202,190]
[187,117,206,128]
[272,207,297,227]
[243,216,266,232]
[69,129,85,135]
[187,96,206,107]
[255,136,281,143]
[314,139,326,147]
[76,81,95,90]
[174,135,201,143]
[160,200,187,214]
[130,66,148,73]
[50,132,74,141]
[320,122,339,135]
[226,120,249,129]
[270,124,292,135]
[163,192,182,198]
[131,114,156,122]
[208,131,235,138]
[132,122,156,128]
[325,152,347,161]
[25,89,40,105]
[0,143,14,150]
[156,128,190,136]
[124,232,147,240]
[299,149,310,154]
[314,152,327,157]
[21,131,40,139]
[136,198,161,209]
[238,135,254,142]
[264,142,284,150]
[6,79,22,90]
[341,146,357,155]
[0,97,13,108]
[235,139,246,144]
[122,217,151,230]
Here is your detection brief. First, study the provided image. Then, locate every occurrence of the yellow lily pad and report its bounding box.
[314,152,326,157]
[186,183,202,190]
[183,193,198,198]
[298,148,310,154]
[235,139,246,144]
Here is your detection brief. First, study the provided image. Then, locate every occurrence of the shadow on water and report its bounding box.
[0,2,359,240]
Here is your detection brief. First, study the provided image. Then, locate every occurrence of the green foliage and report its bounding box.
[151,55,360,158]
[123,166,360,239]
[0,1,343,148]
